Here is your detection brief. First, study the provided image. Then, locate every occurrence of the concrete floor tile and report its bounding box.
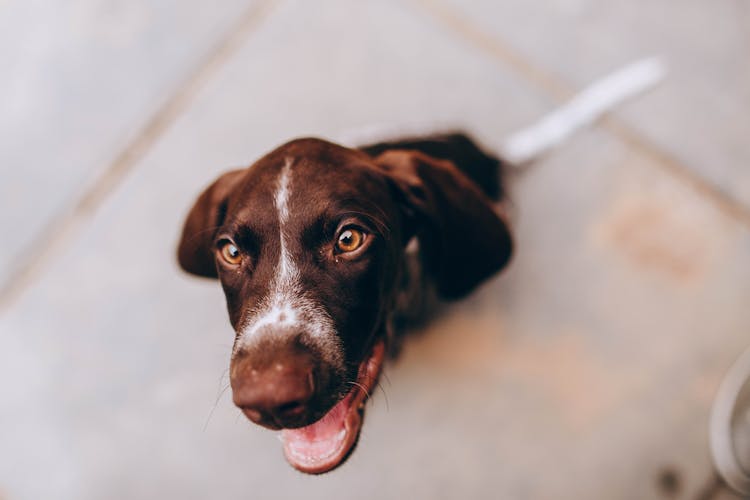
[429,0,750,209]
[488,128,750,498]
[0,0,260,287]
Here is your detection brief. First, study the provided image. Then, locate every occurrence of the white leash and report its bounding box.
[499,57,666,165]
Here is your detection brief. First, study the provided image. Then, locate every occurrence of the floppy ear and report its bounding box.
[177,169,245,278]
[375,150,513,299]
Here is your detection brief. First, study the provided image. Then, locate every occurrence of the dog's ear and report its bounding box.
[177,169,245,278]
[375,150,513,299]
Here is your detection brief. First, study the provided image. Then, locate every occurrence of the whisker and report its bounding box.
[215,368,230,389]
[203,382,231,432]
[184,224,224,244]
[335,203,391,237]
[346,380,371,400]
[377,381,390,412]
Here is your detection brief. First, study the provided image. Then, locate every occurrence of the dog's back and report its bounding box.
[358,132,504,202]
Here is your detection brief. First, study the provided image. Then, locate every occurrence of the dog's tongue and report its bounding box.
[281,341,384,474]
[281,391,355,473]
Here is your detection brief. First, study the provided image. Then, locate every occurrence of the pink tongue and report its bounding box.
[281,393,352,464]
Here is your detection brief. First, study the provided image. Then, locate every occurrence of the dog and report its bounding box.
[176,133,513,474]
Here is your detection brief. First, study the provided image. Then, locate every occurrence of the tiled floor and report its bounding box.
[1,1,748,499]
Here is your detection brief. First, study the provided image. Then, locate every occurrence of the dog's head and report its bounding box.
[177,137,512,473]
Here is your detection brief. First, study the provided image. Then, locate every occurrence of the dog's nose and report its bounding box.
[230,346,317,428]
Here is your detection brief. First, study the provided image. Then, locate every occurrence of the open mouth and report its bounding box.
[281,340,385,474]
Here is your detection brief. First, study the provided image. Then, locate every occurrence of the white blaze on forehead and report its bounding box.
[275,158,295,285]
[235,159,342,367]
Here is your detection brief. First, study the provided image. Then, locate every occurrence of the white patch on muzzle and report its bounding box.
[235,159,343,369]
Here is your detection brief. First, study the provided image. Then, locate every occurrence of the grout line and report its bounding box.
[411,0,750,229]
[409,0,569,101]
[399,0,586,113]
[602,116,750,226]
[0,0,280,312]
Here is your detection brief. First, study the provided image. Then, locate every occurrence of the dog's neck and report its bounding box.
[385,236,439,357]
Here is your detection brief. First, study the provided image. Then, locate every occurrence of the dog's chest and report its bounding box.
[389,237,438,345]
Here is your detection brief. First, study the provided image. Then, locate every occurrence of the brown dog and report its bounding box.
[177,133,513,473]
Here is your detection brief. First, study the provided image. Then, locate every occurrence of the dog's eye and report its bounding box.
[336,228,365,253]
[219,241,242,265]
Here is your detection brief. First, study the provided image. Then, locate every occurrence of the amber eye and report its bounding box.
[336,228,365,253]
[219,241,242,265]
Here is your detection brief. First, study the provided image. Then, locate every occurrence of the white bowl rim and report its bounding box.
[710,346,750,494]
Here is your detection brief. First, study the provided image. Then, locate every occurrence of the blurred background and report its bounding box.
[1,0,749,499]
